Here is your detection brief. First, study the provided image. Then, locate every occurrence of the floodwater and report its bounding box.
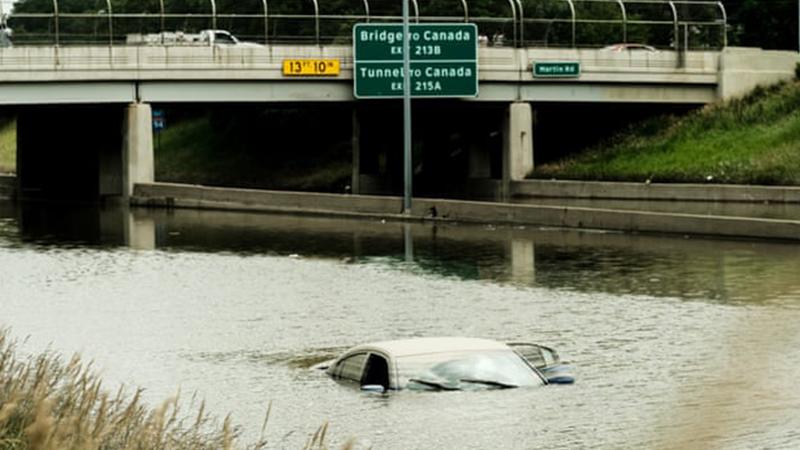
[515,198,800,221]
[1,201,799,449]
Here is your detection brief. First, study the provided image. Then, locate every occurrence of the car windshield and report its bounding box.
[214,32,236,44]
[399,350,544,391]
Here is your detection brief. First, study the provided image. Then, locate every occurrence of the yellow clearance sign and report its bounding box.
[282,59,341,77]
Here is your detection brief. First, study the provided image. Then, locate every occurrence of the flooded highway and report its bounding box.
[1,201,799,449]
[515,197,800,221]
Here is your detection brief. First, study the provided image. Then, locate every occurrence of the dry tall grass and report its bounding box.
[0,330,354,450]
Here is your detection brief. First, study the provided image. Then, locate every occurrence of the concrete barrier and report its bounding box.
[0,175,17,200]
[133,182,800,241]
[513,179,800,203]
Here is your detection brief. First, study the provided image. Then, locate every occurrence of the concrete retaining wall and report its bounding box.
[133,182,800,241]
[513,179,800,203]
[718,47,799,100]
[0,175,17,200]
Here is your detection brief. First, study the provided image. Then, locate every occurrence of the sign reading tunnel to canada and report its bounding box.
[353,23,478,98]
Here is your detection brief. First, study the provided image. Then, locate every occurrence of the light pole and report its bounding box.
[402,0,413,214]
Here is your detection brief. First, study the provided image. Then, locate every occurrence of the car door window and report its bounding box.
[334,353,367,382]
[214,32,235,44]
[362,353,390,389]
[508,343,560,369]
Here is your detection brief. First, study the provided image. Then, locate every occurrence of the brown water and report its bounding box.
[1,202,799,449]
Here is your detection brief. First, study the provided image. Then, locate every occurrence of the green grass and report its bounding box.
[532,81,800,185]
[0,119,16,174]
[0,329,354,450]
[155,114,352,193]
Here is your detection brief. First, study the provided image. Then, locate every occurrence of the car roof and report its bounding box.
[603,43,656,51]
[347,337,511,358]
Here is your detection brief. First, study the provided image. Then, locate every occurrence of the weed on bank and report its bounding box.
[0,330,353,450]
[533,81,800,185]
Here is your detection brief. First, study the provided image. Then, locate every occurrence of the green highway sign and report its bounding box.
[353,23,478,98]
[533,61,581,78]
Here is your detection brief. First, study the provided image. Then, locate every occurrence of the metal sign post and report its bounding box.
[152,109,166,155]
[402,0,412,214]
[352,18,478,216]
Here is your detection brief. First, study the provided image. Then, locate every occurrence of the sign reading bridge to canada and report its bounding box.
[353,23,478,98]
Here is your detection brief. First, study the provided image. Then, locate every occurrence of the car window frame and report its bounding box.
[332,352,368,383]
[361,351,395,389]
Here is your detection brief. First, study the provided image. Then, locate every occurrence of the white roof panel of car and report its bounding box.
[351,337,510,358]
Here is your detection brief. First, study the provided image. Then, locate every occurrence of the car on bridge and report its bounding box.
[318,337,574,393]
[126,29,261,48]
[601,43,658,53]
[198,30,262,48]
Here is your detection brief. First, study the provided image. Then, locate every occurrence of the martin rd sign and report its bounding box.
[533,61,581,78]
[353,23,478,98]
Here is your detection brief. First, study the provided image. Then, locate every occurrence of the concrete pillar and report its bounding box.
[0,174,17,201]
[403,223,414,263]
[122,103,154,198]
[351,107,361,195]
[96,206,155,249]
[125,209,156,250]
[509,239,536,285]
[502,102,534,200]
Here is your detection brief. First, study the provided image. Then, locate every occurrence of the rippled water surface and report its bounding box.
[515,198,800,220]
[1,202,799,449]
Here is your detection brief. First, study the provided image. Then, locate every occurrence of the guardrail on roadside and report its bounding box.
[2,0,726,50]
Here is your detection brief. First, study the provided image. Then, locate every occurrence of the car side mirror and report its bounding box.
[361,384,386,393]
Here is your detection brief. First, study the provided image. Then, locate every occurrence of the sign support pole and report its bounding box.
[402,0,413,214]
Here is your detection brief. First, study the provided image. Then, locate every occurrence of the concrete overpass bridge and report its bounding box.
[0,43,794,202]
[0,45,793,105]
[0,0,796,202]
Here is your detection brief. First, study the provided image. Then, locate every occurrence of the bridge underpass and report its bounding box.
[5,99,698,202]
[15,105,125,200]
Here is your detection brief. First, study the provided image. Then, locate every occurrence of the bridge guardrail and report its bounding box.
[1,0,726,51]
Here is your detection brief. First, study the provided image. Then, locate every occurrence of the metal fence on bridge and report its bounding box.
[0,0,726,50]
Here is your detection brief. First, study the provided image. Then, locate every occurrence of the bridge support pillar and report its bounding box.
[124,209,156,250]
[502,102,534,200]
[510,239,536,285]
[122,103,154,198]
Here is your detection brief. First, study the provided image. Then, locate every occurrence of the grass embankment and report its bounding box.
[0,330,350,450]
[0,119,15,174]
[533,81,800,185]
[156,112,352,192]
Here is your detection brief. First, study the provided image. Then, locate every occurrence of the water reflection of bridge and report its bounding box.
[6,202,799,305]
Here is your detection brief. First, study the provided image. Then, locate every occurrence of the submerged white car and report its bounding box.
[320,337,574,393]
